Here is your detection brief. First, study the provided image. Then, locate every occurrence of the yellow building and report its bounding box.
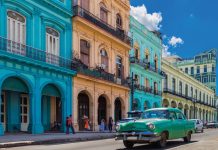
[72,0,131,131]
[162,59,216,122]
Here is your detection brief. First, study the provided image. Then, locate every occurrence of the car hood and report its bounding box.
[118,118,167,132]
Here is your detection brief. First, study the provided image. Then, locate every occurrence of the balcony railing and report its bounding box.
[134,85,162,96]
[0,36,73,70]
[163,88,216,108]
[72,58,128,87]
[130,57,164,76]
[73,5,132,46]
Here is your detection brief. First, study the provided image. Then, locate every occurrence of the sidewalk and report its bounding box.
[0,132,115,148]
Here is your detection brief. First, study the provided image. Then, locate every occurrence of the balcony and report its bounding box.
[134,84,162,96]
[0,36,74,71]
[72,58,128,87]
[130,57,164,76]
[73,5,132,46]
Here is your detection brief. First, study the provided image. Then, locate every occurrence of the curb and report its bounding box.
[0,135,116,148]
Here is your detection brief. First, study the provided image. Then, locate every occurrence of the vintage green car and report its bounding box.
[115,108,195,148]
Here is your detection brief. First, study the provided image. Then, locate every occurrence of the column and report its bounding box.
[28,77,43,134]
[0,90,4,135]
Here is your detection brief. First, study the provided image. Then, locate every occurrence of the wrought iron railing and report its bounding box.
[73,5,132,46]
[163,88,216,108]
[72,58,129,87]
[134,85,162,96]
[130,57,164,76]
[0,36,74,70]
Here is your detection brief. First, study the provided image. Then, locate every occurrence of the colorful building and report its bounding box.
[162,59,216,122]
[129,16,163,111]
[0,0,75,135]
[72,0,132,131]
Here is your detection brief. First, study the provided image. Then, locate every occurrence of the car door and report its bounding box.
[175,111,186,138]
[168,111,178,139]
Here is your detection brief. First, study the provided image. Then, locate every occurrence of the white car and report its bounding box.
[190,119,204,133]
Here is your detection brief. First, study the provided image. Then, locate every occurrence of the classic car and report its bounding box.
[206,121,218,128]
[189,119,204,133]
[115,108,195,148]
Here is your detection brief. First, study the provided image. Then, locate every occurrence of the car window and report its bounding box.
[169,111,176,120]
[176,112,184,120]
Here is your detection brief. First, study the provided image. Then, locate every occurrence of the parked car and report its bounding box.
[206,121,218,128]
[189,119,204,133]
[115,108,195,148]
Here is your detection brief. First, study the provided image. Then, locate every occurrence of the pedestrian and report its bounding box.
[83,115,90,131]
[69,115,75,134]
[100,119,105,132]
[66,117,70,134]
[108,117,113,132]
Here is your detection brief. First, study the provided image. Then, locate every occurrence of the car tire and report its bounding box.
[156,132,167,148]
[184,131,191,143]
[201,129,204,133]
[123,140,134,149]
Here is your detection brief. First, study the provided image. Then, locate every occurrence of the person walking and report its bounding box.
[69,115,75,134]
[108,117,113,132]
[66,117,70,134]
[100,119,105,132]
[83,115,90,131]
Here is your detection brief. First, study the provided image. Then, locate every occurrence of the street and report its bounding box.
[2,129,218,150]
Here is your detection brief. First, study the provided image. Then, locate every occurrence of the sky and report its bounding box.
[130,0,218,58]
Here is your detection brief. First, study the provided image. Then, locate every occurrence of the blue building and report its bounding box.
[0,0,75,135]
[129,16,163,111]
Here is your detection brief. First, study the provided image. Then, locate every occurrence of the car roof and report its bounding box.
[145,107,181,112]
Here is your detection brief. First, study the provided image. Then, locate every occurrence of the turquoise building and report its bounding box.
[0,0,75,135]
[129,16,163,111]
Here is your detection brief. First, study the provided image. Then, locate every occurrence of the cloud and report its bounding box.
[168,36,184,47]
[130,5,162,31]
[162,44,170,57]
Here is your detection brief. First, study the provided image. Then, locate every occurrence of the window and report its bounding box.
[199,91,201,101]
[179,81,182,94]
[135,48,139,60]
[172,78,176,93]
[144,49,150,63]
[190,87,193,98]
[116,14,122,29]
[100,49,108,72]
[46,27,60,58]
[154,82,158,94]
[80,39,90,66]
[185,68,188,74]
[185,84,188,97]
[116,56,123,78]
[164,75,168,89]
[195,89,197,99]
[191,67,194,75]
[7,10,26,54]
[1,93,5,123]
[197,66,200,74]
[134,74,139,86]
[203,93,205,102]
[176,112,185,120]
[80,0,89,10]
[204,65,207,73]
[203,76,208,83]
[212,64,215,72]
[154,55,158,72]
[100,3,107,23]
[145,78,150,88]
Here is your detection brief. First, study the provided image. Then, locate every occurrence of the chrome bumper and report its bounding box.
[115,132,161,142]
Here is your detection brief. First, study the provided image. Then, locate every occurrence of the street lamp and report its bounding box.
[127,72,138,111]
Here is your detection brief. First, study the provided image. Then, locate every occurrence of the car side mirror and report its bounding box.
[169,116,174,120]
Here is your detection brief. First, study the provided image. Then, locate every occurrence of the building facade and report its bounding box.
[174,49,216,93]
[72,0,132,131]
[129,16,163,111]
[162,59,216,122]
[0,0,75,135]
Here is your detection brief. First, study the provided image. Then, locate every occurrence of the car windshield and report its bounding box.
[142,110,169,119]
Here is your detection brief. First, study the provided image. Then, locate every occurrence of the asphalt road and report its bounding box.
[3,129,218,150]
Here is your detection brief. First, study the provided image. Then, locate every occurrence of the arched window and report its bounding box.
[116,13,122,29]
[80,39,90,66]
[100,49,108,72]
[154,82,158,94]
[144,49,150,63]
[135,48,139,60]
[100,2,108,23]
[80,0,90,11]
[46,27,60,56]
[154,54,158,72]
[7,10,26,44]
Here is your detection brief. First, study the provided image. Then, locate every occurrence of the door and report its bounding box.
[98,96,106,125]
[1,92,5,131]
[168,111,178,139]
[20,95,29,131]
[78,93,89,131]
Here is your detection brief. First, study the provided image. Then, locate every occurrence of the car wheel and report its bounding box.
[201,129,204,133]
[184,131,191,143]
[156,132,167,148]
[123,140,134,149]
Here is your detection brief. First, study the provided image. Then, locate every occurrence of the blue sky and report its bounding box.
[130,0,218,58]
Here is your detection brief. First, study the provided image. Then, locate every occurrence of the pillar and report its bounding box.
[0,91,4,135]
